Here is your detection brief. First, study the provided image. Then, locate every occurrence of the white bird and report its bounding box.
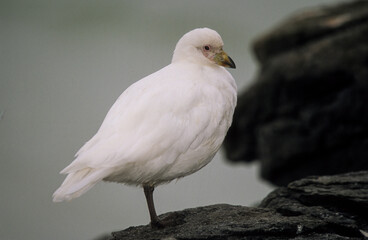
[53,27,237,228]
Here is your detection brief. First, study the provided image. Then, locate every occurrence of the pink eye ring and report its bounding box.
[203,45,210,51]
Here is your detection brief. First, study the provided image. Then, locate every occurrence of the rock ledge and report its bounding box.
[110,171,368,240]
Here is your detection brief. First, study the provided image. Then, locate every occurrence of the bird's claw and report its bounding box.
[150,212,184,229]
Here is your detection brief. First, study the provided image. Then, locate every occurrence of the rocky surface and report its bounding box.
[223,0,368,185]
[110,171,368,240]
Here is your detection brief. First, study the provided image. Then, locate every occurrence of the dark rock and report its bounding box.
[223,0,368,185]
[253,0,368,64]
[110,171,368,240]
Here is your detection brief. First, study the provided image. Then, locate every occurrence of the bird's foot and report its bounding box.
[150,212,184,229]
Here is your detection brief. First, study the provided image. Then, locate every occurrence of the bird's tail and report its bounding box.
[53,167,110,202]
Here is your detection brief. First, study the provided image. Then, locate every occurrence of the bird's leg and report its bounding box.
[143,185,164,228]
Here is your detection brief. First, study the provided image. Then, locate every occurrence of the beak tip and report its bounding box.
[228,56,236,69]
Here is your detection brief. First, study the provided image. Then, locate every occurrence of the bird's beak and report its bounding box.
[214,50,236,69]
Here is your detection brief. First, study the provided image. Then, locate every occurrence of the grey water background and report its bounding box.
[0,1,338,239]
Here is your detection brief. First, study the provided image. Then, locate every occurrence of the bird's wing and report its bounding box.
[61,64,211,174]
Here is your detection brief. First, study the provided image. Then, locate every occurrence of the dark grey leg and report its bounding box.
[143,185,163,228]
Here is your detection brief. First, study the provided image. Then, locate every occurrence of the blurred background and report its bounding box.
[0,0,339,239]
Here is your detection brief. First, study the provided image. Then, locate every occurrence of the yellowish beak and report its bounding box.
[214,50,236,69]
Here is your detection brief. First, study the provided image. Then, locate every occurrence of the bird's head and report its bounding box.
[172,28,236,69]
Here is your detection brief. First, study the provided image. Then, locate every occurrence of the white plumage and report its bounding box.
[53,27,236,227]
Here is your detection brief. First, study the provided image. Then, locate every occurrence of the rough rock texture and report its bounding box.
[110,171,368,240]
[223,0,368,186]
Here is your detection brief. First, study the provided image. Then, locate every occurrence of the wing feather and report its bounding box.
[61,64,208,175]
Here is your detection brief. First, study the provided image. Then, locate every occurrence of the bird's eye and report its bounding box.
[204,45,210,51]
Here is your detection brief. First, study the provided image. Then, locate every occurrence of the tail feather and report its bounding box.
[53,168,110,202]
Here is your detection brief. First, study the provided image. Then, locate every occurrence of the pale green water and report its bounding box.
[0,1,337,239]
